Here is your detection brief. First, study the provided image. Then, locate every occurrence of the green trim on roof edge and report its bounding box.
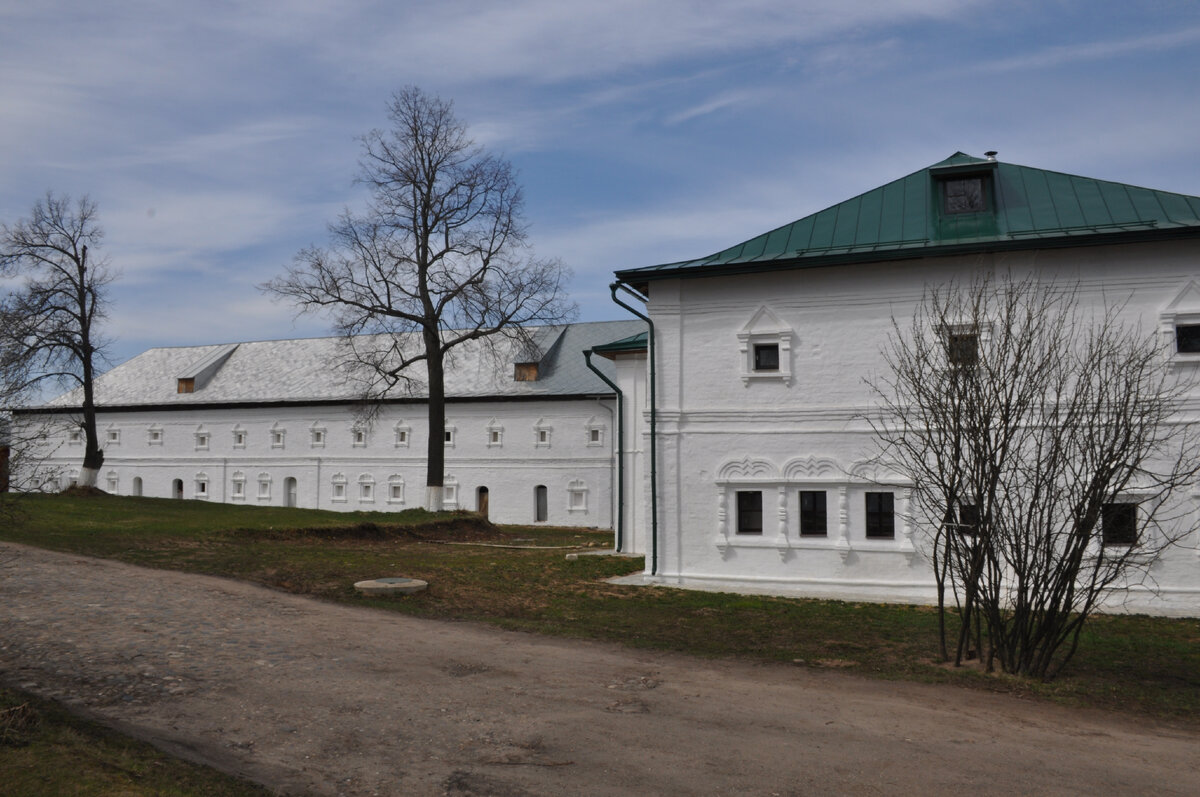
[615,152,1200,284]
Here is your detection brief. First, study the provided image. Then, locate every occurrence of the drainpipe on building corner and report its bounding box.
[583,351,624,553]
[609,282,658,576]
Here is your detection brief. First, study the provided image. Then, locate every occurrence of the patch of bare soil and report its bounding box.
[57,485,109,498]
[1,541,1198,797]
[235,512,509,543]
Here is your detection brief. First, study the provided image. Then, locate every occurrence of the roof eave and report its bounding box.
[614,225,1200,288]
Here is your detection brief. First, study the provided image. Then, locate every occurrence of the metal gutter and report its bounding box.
[583,350,624,552]
[609,282,658,576]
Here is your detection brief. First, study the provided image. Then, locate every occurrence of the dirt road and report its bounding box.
[0,542,1196,796]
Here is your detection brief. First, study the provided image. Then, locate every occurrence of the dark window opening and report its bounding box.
[955,503,979,535]
[865,492,895,539]
[736,490,763,534]
[947,332,979,368]
[534,485,548,523]
[1102,502,1137,546]
[1176,324,1200,353]
[943,177,986,214]
[753,343,779,371]
[799,490,827,536]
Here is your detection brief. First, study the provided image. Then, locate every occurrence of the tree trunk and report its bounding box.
[425,328,445,512]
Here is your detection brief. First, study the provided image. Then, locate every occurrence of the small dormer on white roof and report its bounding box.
[176,343,239,394]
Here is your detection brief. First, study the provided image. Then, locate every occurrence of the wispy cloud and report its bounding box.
[974,25,1200,74]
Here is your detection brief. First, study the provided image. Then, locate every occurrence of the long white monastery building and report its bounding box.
[25,321,644,528]
[606,152,1200,616]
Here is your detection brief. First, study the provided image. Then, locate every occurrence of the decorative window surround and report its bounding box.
[232,427,246,449]
[737,306,794,386]
[351,426,367,448]
[714,455,914,562]
[257,473,272,501]
[568,479,588,512]
[195,472,210,500]
[1159,282,1200,365]
[331,473,347,503]
[105,471,118,492]
[270,425,286,450]
[534,418,552,448]
[194,427,210,451]
[105,426,121,445]
[487,418,504,448]
[443,477,459,509]
[444,422,457,448]
[586,417,605,447]
[147,426,163,446]
[231,471,246,501]
[310,423,326,448]
[938,321,992,371]
[394,420,411,448]
[358,474,375,503]
[387,475,405,505]
[68,429,82,445]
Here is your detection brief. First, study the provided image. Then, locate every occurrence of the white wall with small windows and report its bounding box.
[23,397,619,527]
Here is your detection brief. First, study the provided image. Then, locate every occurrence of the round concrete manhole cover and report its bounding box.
[354,577,428,595]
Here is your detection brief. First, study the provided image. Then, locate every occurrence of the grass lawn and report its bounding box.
[3,492,1199,728]
[0,686,269,796]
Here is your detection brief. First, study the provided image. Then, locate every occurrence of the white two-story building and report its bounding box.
[22,320,643,528]
[605,152,1200,616]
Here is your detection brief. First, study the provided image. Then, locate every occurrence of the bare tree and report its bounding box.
[869,274,1200,680]
[265,87,575,510]
[0,193,112,488]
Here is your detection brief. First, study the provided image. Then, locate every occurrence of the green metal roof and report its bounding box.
[589,331,648,359]
[615,152,1200,285]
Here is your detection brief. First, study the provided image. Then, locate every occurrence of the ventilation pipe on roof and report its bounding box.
[610,281,658,576]
[985,151,998,161]
[583,350,624,553]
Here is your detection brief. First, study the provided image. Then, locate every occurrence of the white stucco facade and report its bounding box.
[19,321,644,529]
[610,152,1200,616]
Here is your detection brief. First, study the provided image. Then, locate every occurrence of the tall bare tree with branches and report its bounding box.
[265,87,575,510]
[1,193,112,488]
[869,274,1200,680]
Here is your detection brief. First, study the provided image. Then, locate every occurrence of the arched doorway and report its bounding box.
[476,486,489,518]
[534,484,548,522]
[284,477,298,508]
[172,479,183,500]
[132,477,142,497]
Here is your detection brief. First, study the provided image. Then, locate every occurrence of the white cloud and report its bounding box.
[974,25,1200,74]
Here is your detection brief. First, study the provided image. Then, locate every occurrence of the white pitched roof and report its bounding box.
[46,321,645,408]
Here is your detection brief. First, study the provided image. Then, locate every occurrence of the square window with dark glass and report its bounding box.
[753,343,779,371]
[947,332,978,368]
[1102,502,1137,546]
[865,492,895,538]
[1176,324,1200,353]
[943,178,986,214]
[736,490,763,534]
[799,490,827,536]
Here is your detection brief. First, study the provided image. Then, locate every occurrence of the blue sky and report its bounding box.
[3,1,1200,368]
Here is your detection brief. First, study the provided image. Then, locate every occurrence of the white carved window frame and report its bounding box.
[231,470,246,500]
[270,424,286,450]
[567,479,588,513]
[232,426,246,449]
[257,472,272,501]
[387,474,405,505]
[310,422,327,448]
[444,477,459,509]
[105,470,119,492]
[737,306,794,386]
[195,471,210,500]
[1160,282,1200,366]
[394,420,411,448]
[358,473,375,503]
[533,418,552,448]
[486,418,504,448]
[331,472,348,503]
[146,425,163,446]
[713,455,915,562]
[194,426,209,451]
[585,416,605,447]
